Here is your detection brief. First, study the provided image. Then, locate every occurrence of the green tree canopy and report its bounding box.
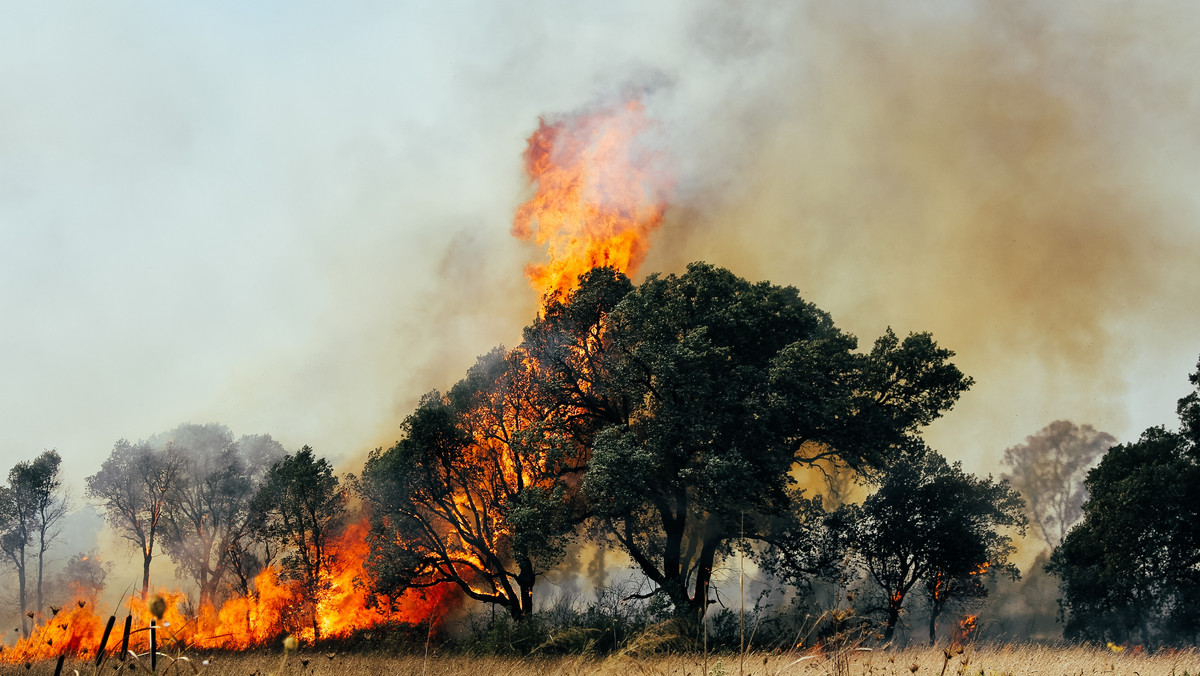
[828,450,1024,644]
[1047,357,1200,647]
[1,450,68,636]
[581,262,974,620]
[253,445,346,639]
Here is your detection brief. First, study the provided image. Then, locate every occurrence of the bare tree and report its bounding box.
[156,425,284,609]
[53,551,111,606]
[86,440,185,598]
[1001,420,1115,551]
[0,450,69,635]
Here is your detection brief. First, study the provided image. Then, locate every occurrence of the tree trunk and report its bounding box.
[17,553,28,637]
[884,605,900,642]
[689,537,720,617]
[516,558,536,620]
[142,550,153,599]
[36,536,47,619]
[928,605,941,646]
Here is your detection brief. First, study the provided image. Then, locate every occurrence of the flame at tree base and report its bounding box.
[0,519,460,663]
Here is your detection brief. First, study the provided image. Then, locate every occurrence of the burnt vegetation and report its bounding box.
[3,263,1199,657]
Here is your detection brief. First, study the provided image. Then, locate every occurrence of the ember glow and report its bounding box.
[0,519,457,662]
[513,98,674,302]
[957,614,980,642]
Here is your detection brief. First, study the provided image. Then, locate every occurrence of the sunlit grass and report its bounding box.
[13,644,1196,676]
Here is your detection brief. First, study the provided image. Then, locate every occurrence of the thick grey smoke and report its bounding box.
[643,1,1200,470]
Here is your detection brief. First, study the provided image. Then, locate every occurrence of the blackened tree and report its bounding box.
[86,439,185,599]
[830,450,1024,644]
[1047,358,1200,646]
[253,446,345,639]
[1002,420,1114,551]
[1,450,69,635]
[582,262,974,622]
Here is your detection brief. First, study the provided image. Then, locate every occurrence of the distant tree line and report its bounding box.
[81,425,348,638]
[0,424,342,640]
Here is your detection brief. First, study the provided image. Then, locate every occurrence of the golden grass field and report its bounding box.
[7,645,1199,676]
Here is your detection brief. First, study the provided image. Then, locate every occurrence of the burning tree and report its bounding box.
[156,424,285,610]
[360,270,631,620]
[51,551,110,607]
[827,450,1024,644]
[252,446,347,640]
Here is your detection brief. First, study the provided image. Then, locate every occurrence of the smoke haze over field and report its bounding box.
[2,0,1199,598]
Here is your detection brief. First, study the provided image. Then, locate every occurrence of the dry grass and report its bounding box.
[6,645,1199,676]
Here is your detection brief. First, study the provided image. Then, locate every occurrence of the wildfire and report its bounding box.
[957,614,979,642]
[512,98,674,302]
[6,101,676,666]
[0,518,459,663]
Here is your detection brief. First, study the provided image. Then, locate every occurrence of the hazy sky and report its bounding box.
[3,0,1199,503]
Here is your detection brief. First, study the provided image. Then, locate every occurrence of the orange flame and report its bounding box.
[2,518,460,663]
[513,98,674,302]
[957,614,979,642]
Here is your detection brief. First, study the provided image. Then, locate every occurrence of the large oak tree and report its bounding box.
[582,262,974,621]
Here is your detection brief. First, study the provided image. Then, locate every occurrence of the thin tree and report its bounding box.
[252,446,345,640]
[157,424,284,610]
[1002,420,1114,551]
[0,450,69,634]
[86,440,185,598]
[0,483,31,636]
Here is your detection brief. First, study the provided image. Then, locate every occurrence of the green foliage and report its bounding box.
[829,449,1025,643]
[253,445,346,638]
[1,449,68,635]
[583,262,972,618]
[1048,362,1200,647]
[362,261,972,630]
